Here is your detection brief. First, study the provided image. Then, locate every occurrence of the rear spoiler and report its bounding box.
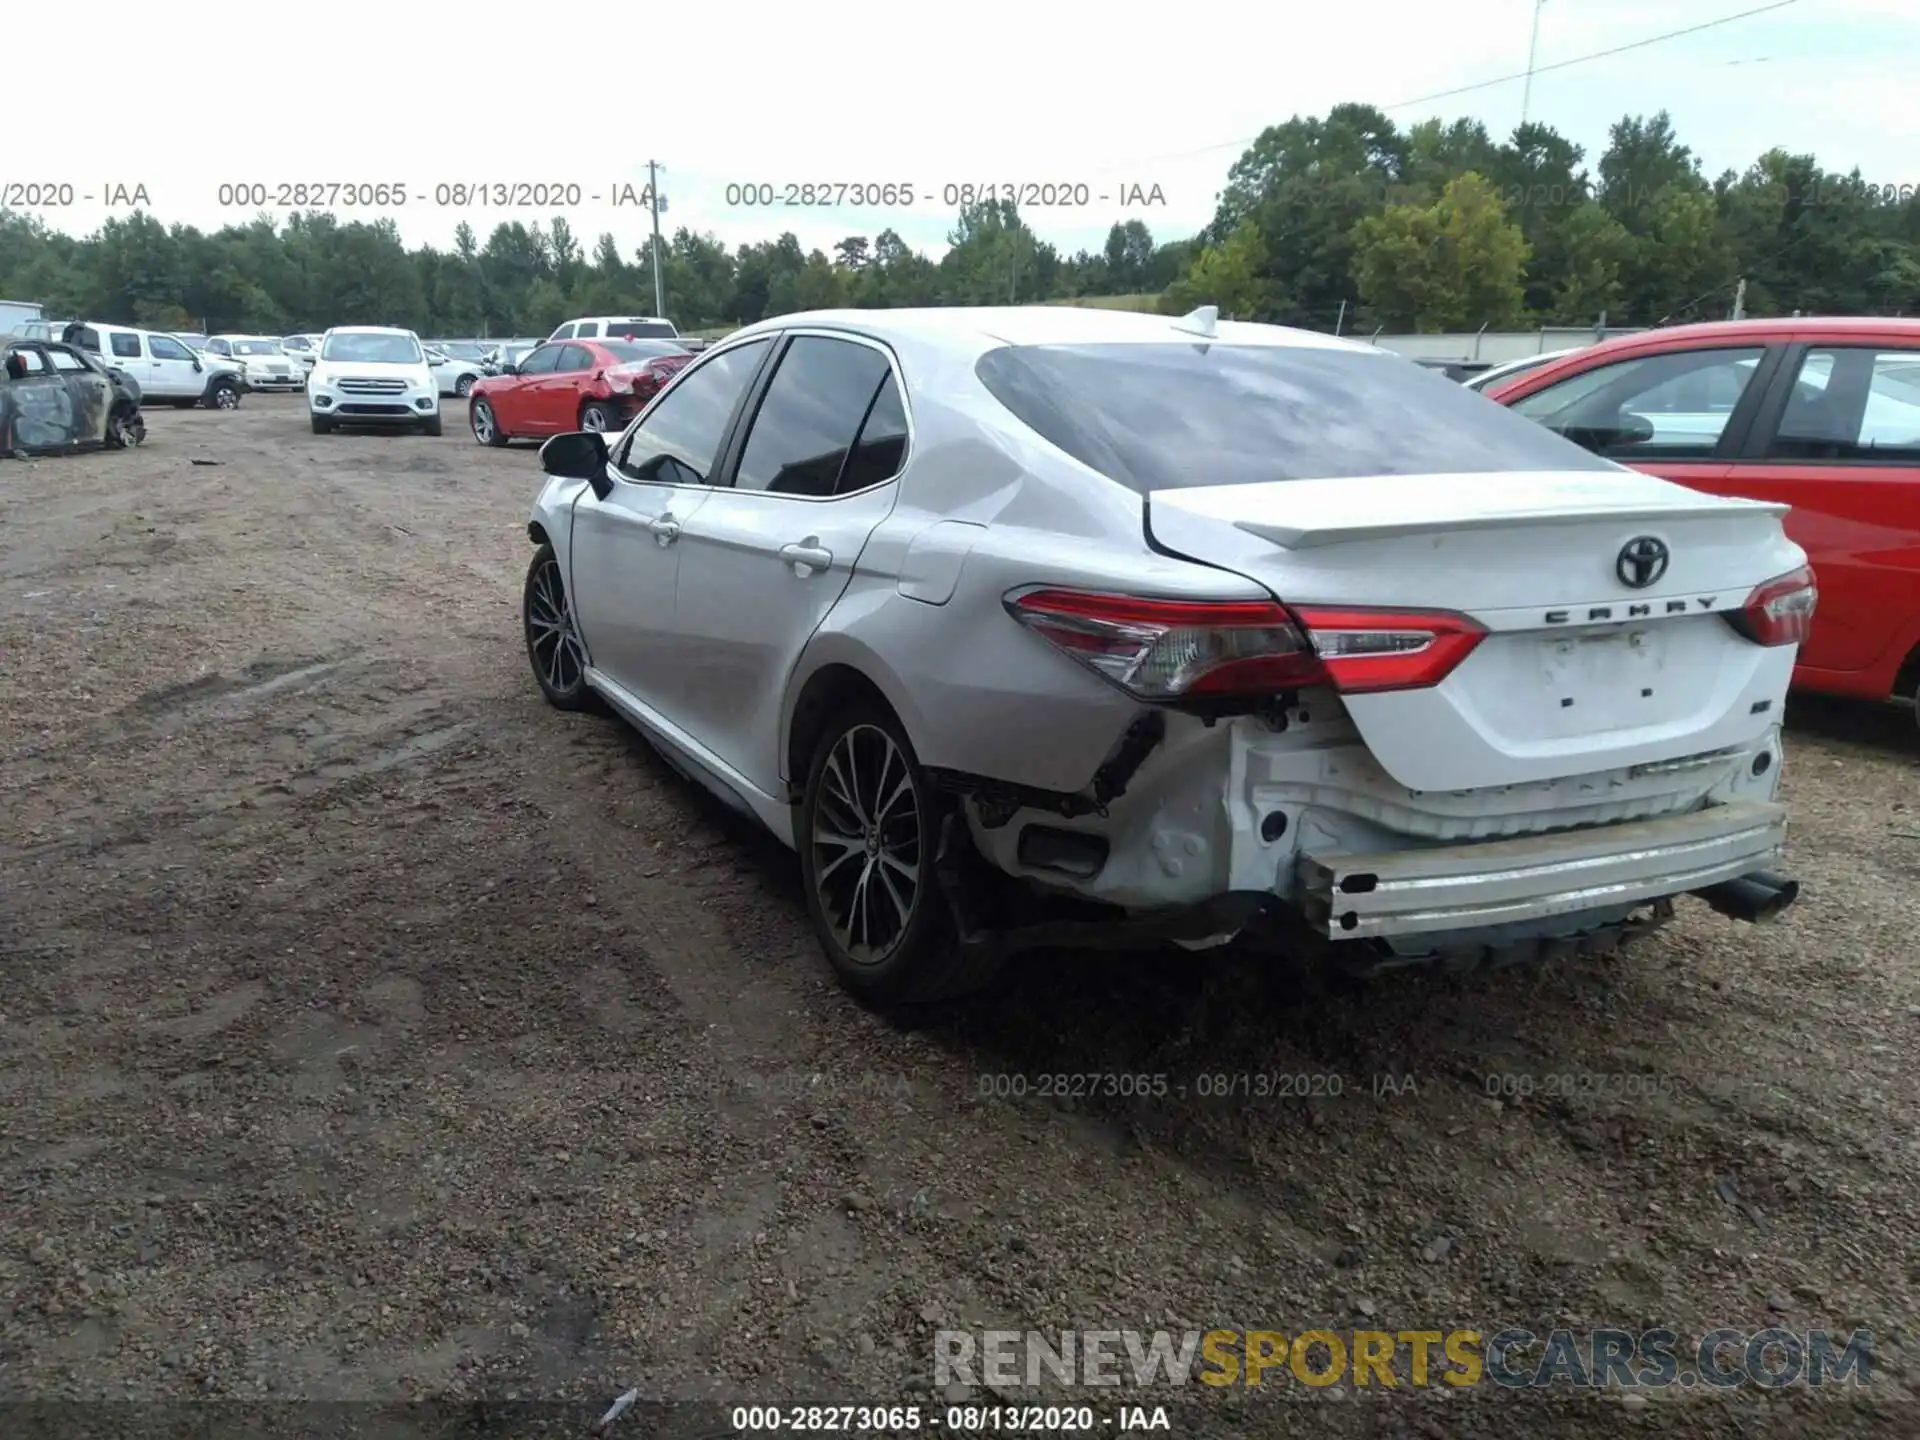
[1233,497,1790,550]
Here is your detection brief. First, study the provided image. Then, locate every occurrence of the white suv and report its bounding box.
[547,315,678,342]
[306,327,441,435]
[281,334,323,375]
[209,335,304,391]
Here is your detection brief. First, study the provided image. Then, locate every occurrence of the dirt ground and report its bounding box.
[2,396,1918,1438]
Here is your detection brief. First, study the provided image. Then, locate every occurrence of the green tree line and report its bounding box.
[2,106,1916,337]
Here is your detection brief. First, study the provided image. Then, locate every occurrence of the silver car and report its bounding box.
[522,306,1808,1006]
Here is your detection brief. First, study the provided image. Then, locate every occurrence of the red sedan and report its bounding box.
[1487,317,1920,726]
[468,338,692,446]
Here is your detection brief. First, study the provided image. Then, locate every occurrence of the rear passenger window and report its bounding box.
[1769,347,1920,462]
[575,322,599,338]
[836,374,909,492]
[555,345,591,372]
[733,337,893,497]
[110,333,143,358]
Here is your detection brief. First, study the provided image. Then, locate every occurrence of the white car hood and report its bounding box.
[314,359,431,383]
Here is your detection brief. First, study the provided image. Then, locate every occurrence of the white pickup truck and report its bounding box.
[63,322,247,409]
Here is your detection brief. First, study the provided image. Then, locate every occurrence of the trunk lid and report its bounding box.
[1146,470,1807,792]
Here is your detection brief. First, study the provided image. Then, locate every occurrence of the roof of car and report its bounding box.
[323,326,415,336]
[1586,316,1920,350]
[1481,315,1920,399]
[727,305,1376,355]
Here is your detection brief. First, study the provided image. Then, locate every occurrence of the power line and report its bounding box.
[1089,0,1803,175]
[1383,0,1801,112]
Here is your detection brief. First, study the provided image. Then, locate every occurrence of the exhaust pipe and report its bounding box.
[1692,869,1799,924]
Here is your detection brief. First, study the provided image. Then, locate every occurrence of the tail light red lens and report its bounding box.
[1004,589,1485,701]
[1289,606,1488,693]
[1725,564,1817,647]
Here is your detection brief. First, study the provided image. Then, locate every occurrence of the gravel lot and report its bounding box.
[2,397,1917,1437]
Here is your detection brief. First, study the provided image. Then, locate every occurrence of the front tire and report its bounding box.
[208,379,241,410]
[105,403,144,449]
[523,543,591,710]
[797,705,1000,1005]
[310,413,334,434]
[471,399,508,447]
[455,374,475,398]
[421,414,444,437]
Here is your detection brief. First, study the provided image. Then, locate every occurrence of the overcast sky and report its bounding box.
[11,0,1917,262]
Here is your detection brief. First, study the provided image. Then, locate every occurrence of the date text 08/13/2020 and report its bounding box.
[199,181,1169,211]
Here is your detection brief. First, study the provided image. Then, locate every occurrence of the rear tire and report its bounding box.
[579,401,614,432]
[455,374,475,397]
[310,413,333,434]
[523,543,592,710]
[797,703,1003,1005]
[421,414,444,437]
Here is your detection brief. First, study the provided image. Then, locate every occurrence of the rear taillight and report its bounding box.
[1288,606,1488,694]
[1004,589,1485,701]
[1725,564,1817,647]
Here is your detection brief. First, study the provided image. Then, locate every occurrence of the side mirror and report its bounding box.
[1618,413,1657,445]
[541,430,611,499]
[502,363,519,376]
[192,358,203,373]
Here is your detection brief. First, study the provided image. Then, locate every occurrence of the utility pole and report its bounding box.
[1731,277,1748,321]
[646,160,666,319]
[1520,0,1547,127]
[1334,299,1347,336]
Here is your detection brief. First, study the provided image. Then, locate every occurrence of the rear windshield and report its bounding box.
[974,342,1617,491]
[606,321,676,339]
[602,340,685,363]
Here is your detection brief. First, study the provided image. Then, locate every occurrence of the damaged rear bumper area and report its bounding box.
[1296,798,1796,940]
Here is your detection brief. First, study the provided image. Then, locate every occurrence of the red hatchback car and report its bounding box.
[468,338,692,446]
[1488,318,1920,727]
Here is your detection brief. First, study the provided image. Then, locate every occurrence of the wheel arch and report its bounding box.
[782,643,931,804]
[1895,636,1920,707]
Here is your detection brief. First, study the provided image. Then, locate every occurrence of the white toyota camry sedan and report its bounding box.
[522,305,1812,1006]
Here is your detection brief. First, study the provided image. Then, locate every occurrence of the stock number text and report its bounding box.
[730,1404,922,1430]
[726,182,915,207]
[217,182,407,208]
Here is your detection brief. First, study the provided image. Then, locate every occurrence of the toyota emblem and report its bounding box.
[1615,536,1670,589]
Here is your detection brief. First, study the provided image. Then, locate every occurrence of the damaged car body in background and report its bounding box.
[0,338,145,457]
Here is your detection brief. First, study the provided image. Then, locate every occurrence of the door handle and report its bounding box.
[779,538,834,574]
[648,514,681,546]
